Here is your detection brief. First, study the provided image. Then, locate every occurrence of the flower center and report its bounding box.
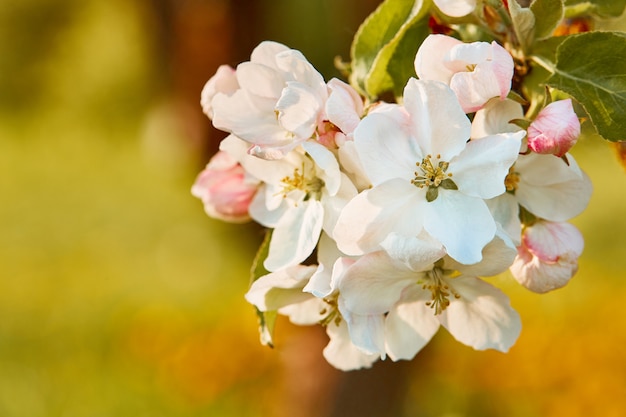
[319,296,341,327]
[279,163,324,201]
[420,261,460,315]
[411,154,457,201]
[504,165,520,193]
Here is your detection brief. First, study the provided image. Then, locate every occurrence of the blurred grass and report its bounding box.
[1,0,626,416]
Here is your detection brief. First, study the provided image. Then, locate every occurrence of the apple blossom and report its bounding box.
[471,99,592,244]
[510,220,584,293]
[191,150,259,223]
[527,99,580,157]
[210,41,329,159]
[333,78,524,265]
[220,135,357,271]
[338,235,521,361]
[415,34,514,113]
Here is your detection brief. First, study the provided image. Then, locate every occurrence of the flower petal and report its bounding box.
[451,132,524,199]
[333,180,424,255]
[385,286,440,361]
[323,321,379,371]
[403,78,471,160]
[326,78,364,134]
[245,265,317,311]
[424,190,496,264]
[339,251,416,316]
[276,81,323,138]
[439,276,521,352]
[414,34,462,83]
[515,153,592,221]
[353,108,417,186]
[264,200,324,271]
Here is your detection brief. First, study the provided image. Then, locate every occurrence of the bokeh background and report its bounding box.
[1,1,626,416]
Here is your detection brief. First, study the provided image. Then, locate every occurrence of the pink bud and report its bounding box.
[509,221,583,293]
[191,151,258,223]
[527,99,580,157]
[200,65,239,119]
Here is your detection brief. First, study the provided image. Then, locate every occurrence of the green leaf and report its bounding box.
[509,0,536,53]
[350,0,431,99]
[545,31,626,142]
[530,0,564,40]
[376,17,431,98]
[250,229,277,347]
[564,0,626,18]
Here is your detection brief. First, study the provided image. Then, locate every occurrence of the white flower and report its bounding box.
[220,136,356,271]
[333,79,524,265]
[338,235,520,361]
[415,35,514,113]
[472,99,592,243]
[510,220,583,293]
[210,41,328,159]
[244,235,379,371]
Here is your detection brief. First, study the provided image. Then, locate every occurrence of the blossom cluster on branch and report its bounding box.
[191,0,623,370]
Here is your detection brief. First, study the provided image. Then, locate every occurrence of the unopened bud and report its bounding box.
[527,99,580,157]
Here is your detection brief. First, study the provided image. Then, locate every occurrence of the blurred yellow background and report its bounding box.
[1,1,625,416]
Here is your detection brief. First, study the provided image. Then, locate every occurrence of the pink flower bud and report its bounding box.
[509,221,583,293]
[191,151,258,223]
[527,99,580,157]
[200,65,239,119]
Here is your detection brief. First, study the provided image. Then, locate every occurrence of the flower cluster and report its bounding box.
[193,33,591,370]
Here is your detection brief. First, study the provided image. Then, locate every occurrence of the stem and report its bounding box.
[529,55,556,74]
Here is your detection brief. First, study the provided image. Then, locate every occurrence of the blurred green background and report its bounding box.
[1,1,626,416]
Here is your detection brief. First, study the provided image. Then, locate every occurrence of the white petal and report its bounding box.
[424,190,496,264]
[444,233,516,277]
[236,62,285,99]
[385,286,440,361]
[516,153,593,221]
[403,79,471,160]
[275,49,326,93]
[321,173,358,237]
[323,321,379,371]
[326,78,363,134]
[450,65,503,113]
[250,41,290,69]
[338,251,416,315]
[279,297,326,325]
[264,200,324,271]
[341,309,386,357]
[276,82,323,138]
[302,233,342,298]
[248,186,285,227]
[212,90,288,146]
[439,276,521,351]
[414,34,461,83]
[353,109,418,186]
[302,141,341,195]
[333,180,425,256]
[451,132,524,199]
[244,265,317,311]
[485,193,522,246]
[380,232,445,272]
[471,99,524,138]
